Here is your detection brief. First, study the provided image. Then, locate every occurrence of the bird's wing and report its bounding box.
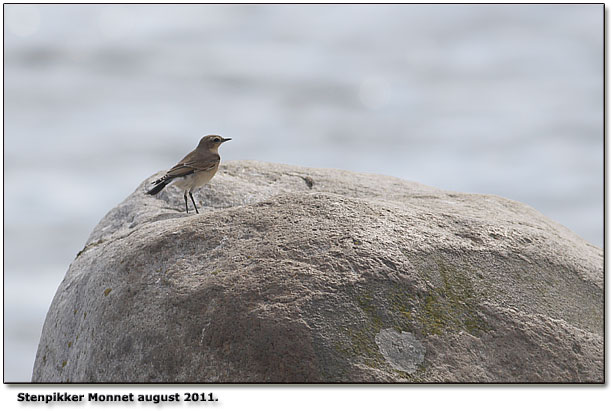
[153,151,220,185]
[165,153,220,178]
[180,158,220,172]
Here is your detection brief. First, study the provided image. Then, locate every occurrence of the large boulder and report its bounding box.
[32,161,603,382]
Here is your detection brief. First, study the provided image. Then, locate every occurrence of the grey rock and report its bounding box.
[32,161,603,383]
[375,328,425,374]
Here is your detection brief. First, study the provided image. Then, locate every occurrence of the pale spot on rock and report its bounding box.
[375,328,425,374]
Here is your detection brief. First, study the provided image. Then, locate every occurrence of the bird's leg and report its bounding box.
[184,192,189,214]
[189,191,199,214]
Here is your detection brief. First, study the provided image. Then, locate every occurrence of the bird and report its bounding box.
[147,134,231,214]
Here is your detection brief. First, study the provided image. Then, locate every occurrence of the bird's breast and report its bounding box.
[172,164,219,191]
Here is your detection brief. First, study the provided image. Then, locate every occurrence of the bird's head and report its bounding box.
[198,134,232,151]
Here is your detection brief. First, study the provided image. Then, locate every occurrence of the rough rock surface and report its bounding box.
[32,161,603,383]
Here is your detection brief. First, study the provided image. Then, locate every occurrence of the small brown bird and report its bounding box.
[147,135,231,214]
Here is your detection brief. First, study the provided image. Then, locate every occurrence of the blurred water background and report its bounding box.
[3,4,603,382]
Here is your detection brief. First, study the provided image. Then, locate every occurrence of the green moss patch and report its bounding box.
[416,259,490,336]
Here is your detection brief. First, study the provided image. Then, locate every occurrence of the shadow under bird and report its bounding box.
[147,134,231,214]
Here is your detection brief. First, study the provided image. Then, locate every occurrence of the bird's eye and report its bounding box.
[213,138,221,143]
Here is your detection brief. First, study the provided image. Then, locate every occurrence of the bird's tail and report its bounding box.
[147,177,172,195]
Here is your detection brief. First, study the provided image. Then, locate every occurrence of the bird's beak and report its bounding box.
[222,137,232,142]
